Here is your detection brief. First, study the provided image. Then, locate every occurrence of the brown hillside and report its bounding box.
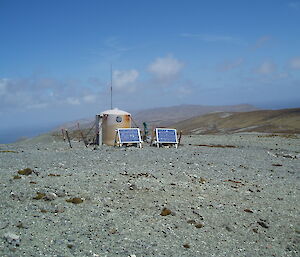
[54,104,258,131]
[132,104,258,127]
[172,108,300,134]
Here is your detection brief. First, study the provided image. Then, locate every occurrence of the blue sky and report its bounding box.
[0,0,300,141]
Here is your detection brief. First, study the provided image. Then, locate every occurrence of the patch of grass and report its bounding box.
[66,197,84,204]
[173,108,300,135]
[17,168,33,176]
[48,173,61,177]
[193,144,237,148]
[258,134,298,139]
[32,192,46,200]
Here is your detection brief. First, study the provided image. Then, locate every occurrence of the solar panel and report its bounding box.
[156,128,178,148]
[116,128,142,147]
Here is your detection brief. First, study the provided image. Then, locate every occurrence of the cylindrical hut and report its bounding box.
[98,108,131,146]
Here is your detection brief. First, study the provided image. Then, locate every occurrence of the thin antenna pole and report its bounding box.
[110,64,113,109]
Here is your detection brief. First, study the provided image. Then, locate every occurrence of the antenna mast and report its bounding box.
[110,64,113,109]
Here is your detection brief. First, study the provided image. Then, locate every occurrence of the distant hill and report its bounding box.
[132,104,258,127]
[55,118,94,131]
[55,104,258,130]
[171,108,300,134]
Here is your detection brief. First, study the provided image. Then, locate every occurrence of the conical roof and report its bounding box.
[100,108,131,115]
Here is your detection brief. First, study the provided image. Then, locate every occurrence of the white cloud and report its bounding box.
[181,33,242,44]
[66,97,80,105]
[104,37,132,52]
[113,69,139,91]
[0,78,35,110]
[288,2,300,9]
[148,55,184,82]
[0,76,107,111]
[27,103,48,109]
[0,78,8,96]
[288,57,300,70]
[256,61,277,75]
[251,35,271,50]
[277,72,289,79]
[83,94,97,103]
[177,86,192,95]
[217,58,244,72]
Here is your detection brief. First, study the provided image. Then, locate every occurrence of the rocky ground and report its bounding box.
[0,133,299,257]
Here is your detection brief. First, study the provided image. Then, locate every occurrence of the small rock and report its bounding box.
[128,184,136,190]
[0,222,8,229]
[195,223,204,228]
[257,221,269,229]
[16,222,26,229]
[225,226,233,232]
[4,232,21,247]
[109,228,118,234]
[44,193,58,201]
[199,177,206,184]
[160,208,172,216]
[55,190,67,197]
[183,243,190,248]
[52,208,65,214]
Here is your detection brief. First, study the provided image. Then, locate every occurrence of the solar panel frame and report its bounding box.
[117,128,142,147]
[155,128,178,146]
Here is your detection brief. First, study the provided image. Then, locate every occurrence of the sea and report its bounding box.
[0,126,55,144]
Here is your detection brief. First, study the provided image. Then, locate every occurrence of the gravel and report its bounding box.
[0,133,299,257]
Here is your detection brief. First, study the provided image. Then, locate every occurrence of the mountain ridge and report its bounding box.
[171,108,300,134]
[55,104,259,130]
[132,104,258,127]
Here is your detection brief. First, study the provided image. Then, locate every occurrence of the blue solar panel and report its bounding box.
[156,128,178,143]
[118,128,142,143]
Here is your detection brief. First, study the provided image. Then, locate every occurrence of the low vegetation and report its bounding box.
[172,108,300,135]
